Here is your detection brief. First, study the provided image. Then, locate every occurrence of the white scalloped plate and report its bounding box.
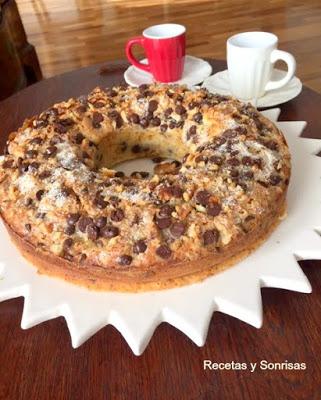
[124,55,212,87]
[0,110,320,356]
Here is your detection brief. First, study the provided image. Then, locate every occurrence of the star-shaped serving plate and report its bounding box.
[0,109,320,355]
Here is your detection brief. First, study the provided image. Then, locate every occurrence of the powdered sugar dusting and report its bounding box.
[56,142,78,170]
[44,181,68,208]
[16,174,37,194]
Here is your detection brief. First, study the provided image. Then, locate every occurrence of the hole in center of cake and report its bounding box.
[113,157,181,179]
[95,127,188,178]
[96,128,188,166]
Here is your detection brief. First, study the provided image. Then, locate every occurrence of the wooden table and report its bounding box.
[0,60,320,400]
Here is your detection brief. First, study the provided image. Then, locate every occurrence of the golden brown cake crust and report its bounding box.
[0,84,291,292]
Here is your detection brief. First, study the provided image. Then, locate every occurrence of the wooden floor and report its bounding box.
[17,0,321,93]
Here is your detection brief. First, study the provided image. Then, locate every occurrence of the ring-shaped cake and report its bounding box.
[0,84,290,291]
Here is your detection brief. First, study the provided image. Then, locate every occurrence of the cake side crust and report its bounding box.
[1,197,286,292]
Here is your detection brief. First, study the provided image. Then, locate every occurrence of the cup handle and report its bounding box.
[125,37,150,73]
[265,49,296,92]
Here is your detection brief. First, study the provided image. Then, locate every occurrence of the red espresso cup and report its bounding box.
[126,23,186,83]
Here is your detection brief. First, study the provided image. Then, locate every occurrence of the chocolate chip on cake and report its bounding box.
[227,157,240,167]
[67,213,80,225]
[76,105,87,114]
[195,190,211,205]
[131,171,149,179]
[117,255,133,266]
[132,144,142,153]
[209,155,223,165]
[160,124,168,133]
[92,111,104,128]
[243,170,254,180]
[109,195,120,205]
[54,123,68,134]
[24,197,33,207]
[230,169,239,178]
[25,150,38,159]
[29,137,43,145]
[148,100,158,112]
[151,117,161,126]
[63,238,73,250]
[65,224,76,235]
[74,133,84,144]
[129,113,140,124]
[170,221,186,238]
[269,174,282,185]
[94,196,108,209]
[213,137,227,149]
[101,225,119,238]
[39,170,51,180]
[106,88,118,97]
[169,120,176,129]
[170,185,183,198]
[133,240,147,254]
[44,146,57,158]
[207,203,222,216]
[188,101,198,110]
[242,156,254,166]
[25,223,31,232]
[155,216,172,229]
[264,140,278,151]
[49,136,62,145]
[203,229,219,245]
[175,105,186,115]
[79,253,87,264]
[139,84,148,91]
[187,125,197,140]
[3,159,14,169]
[193,112,203,123]
[87,224,99,241]
[139,117,149,128]
[222,129,238,138]
[95,216,107,228]
[253,158,263,169]
[152,157,166,164]
[36,190,44,201]
[164,108,173,118]
[108,110,123,128]
[258,180,269,188]
[61,187,73,197]
[156,244,172,259]
[195,155,207,163]
[93,101,105,108]
[63,252,73,261]
[78,216,93,233]
[159,204,174,217]
[111,208,124,222]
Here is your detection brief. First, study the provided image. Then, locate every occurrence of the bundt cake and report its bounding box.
[0,84,291,291]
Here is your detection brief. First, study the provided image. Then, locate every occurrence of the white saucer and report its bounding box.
[202,69,302,108]
[124,55,212,87]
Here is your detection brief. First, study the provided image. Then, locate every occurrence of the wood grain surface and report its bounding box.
[0,60,320,400]
[16,0,321,93]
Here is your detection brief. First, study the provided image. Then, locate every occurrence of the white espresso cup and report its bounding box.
[227,32,296,100]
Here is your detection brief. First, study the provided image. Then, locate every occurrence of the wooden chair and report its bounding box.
[0,0,42,100]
